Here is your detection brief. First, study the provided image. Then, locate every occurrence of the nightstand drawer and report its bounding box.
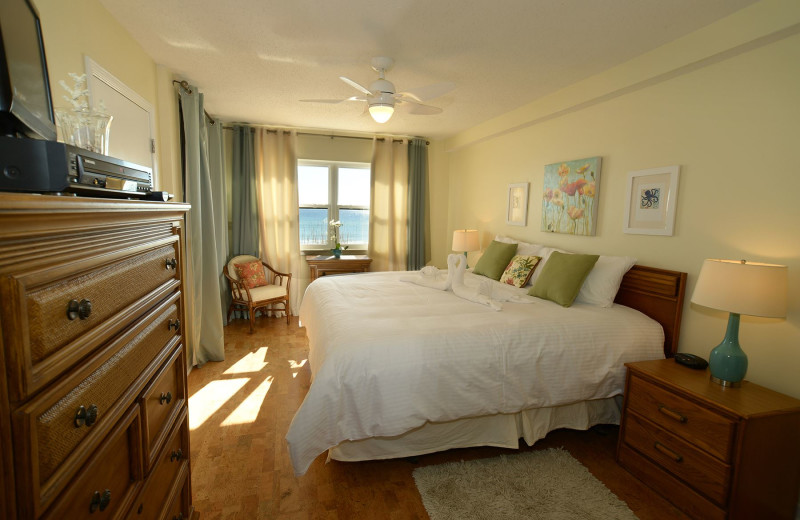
[623,411,731,505]
[627,373,736,462]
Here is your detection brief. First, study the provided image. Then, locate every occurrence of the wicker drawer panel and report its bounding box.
[623,411,731,505]
[627,374,736,462]
[127,410,189,520]
[141,344,186,473]
[41,405,143,520]
[15,292,182,514]
[26,243,178,364]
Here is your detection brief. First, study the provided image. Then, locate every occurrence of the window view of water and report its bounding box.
[299,208,369,246]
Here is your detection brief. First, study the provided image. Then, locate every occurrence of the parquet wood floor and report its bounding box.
[188,316,689,520]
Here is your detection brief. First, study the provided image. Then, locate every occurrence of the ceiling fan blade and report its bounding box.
[300,96,366,104]
[397,98,443,115]
[396,81,455,102]
[340,76,372,95]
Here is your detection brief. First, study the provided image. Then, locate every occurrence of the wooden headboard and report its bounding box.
[614,265,687,358]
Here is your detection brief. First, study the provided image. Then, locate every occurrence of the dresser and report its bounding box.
[0,193,195,520]
[617,359,800,519]
[306,254,372,282]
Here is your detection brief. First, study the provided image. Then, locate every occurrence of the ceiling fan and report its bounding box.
[301,57,454,124]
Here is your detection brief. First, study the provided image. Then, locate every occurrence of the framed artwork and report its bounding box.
[506,183,529,226]
[623,165,680,236]
[541,156,601,236]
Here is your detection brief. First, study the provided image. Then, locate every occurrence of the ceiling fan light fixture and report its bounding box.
[369,104,394,123]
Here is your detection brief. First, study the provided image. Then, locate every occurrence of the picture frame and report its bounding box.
[506,183,529,226]
[623,165,680,236]
[541,156,601,236]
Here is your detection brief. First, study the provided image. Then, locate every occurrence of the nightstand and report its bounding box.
[306,254,372,282]
[617,359,800,519]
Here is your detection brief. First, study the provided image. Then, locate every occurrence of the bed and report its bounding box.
[286,260,686,476]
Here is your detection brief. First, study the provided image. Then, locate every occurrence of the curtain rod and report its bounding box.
[172,80,215,126]
[222,127,429,145]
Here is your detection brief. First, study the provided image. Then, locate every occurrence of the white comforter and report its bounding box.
[286,270,664,475]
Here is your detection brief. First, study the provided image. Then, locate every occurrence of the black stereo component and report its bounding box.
[0,136,153,197]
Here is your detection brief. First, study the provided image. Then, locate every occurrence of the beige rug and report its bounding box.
[412,448,637,520]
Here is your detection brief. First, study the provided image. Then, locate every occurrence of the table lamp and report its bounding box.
[690,259,788,387]
[452,229,480,267]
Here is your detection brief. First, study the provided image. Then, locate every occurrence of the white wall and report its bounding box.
[433,0,800,397]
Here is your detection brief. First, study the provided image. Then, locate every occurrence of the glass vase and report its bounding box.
[55,108,113,155]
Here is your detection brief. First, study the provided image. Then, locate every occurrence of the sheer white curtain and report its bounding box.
[254,129,302,315]
[369,138,409,272]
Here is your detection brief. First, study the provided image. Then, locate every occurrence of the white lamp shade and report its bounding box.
[452,229,480,252]
[369,104,394,123]
[691,259,788,318]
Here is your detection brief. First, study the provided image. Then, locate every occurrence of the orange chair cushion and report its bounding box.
[235,260,268,289]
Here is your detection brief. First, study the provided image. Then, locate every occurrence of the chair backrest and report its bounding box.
[227,255,260,282]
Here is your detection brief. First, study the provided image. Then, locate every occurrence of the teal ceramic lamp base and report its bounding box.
[708,313,748,387]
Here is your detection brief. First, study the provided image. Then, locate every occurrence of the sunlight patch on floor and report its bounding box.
[223,346,269,375]
[289,359,307,378]
[189,378,249,430]
[221,375,274,426]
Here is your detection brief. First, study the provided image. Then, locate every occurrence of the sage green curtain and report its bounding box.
[232,126,259,257]
[179,86,225,366]
[207,120,230,324]
[407,138,429,270]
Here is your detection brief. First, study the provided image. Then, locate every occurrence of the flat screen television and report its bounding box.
[0,0,56,140]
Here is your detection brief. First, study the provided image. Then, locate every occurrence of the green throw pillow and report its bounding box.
[472,240,518,280]
[529,251,600,307]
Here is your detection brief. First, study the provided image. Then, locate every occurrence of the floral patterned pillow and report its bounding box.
[235,260,268,289]
[499,255,542,288]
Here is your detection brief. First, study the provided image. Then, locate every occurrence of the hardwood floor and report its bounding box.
[188,316,689,519]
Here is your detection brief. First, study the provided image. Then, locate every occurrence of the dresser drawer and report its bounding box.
[14,293,182,515]
[41,405,143,520]
[1,240,181,401]
[626,373,736,462]
[140,344,186,473]
[162,470,191,520]
[623,411,731,505]
[127,410,189,520]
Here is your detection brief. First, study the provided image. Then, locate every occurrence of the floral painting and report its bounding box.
[541,156,601,236]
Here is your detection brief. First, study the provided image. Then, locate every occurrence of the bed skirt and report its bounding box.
[328,396,623,463]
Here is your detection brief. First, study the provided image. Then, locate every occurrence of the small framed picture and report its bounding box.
[623,166,680,235]
[507,183,529,226]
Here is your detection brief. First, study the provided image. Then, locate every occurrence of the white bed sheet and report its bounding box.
[286,271,664,475]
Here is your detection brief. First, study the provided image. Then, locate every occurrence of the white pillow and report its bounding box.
[575,255,637,307]
[527,246,571,286]
[493,235,544,256]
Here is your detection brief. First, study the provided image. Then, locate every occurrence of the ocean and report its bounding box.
[299,208,369,245]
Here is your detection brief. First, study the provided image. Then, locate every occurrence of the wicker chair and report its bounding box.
[223,255,292,333]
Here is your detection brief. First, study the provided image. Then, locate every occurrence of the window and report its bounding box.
[298,160,370,251]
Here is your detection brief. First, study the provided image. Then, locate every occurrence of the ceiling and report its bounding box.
[99,0,756,139]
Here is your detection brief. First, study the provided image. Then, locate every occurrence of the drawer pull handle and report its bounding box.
[67,299,93,320]
[173,514,184,520]
[159,391,173,405]
[74,404,99,428]
[89,489,112,513]
[168,319,181,332]
[170,448,183,462]
[658,405,687,423]
[654,441,683,463]
[165,258,178,270]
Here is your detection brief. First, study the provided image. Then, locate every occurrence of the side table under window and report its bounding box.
[306,254,372,282]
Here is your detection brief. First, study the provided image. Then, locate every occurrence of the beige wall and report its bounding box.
[37,0,182,196]
[436,0,800,397]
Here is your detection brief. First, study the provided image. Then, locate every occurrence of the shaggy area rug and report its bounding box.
[412,448,637,520]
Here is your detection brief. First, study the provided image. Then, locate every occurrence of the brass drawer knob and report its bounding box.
[165,258,178,270]
[74,404,99,428]
[170,448,183,462]
[168,319,181,332]
[67,299,93,320]
[89,488,112,513]
[159,391,172,405]
[173,514,184,520]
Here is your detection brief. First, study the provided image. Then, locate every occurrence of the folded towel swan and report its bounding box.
[401,254,503,310]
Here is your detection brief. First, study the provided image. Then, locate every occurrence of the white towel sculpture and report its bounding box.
[401,254,503,310]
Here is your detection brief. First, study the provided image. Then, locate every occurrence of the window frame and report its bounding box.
[298,159,371,253]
